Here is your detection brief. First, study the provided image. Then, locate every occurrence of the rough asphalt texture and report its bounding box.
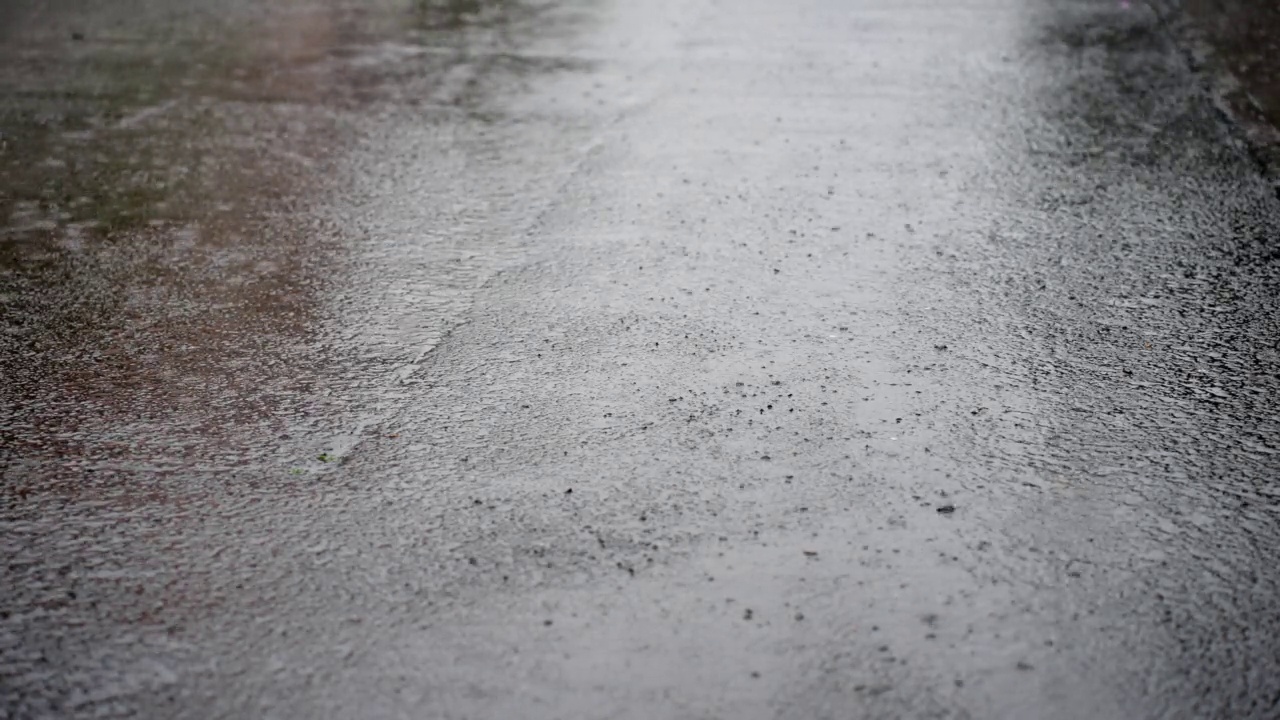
[2,0,1279,718]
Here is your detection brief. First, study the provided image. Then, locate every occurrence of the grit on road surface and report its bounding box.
[2,0,1279,718]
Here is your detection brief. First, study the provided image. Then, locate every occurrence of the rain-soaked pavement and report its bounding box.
[2,0,1279,717]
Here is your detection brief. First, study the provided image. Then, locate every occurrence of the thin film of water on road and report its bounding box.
[3,0,1280,718]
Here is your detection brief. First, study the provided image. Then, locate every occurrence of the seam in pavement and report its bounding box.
[336,59,670,466]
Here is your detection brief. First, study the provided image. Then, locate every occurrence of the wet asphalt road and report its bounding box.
[3,0,1280,718]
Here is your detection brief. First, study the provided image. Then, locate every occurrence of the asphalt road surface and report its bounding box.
[3,0,1279,718]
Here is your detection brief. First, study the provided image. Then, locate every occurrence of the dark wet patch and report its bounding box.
[0,0,596,500]
[410,0,551,32]
[1182,0,1280,193]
